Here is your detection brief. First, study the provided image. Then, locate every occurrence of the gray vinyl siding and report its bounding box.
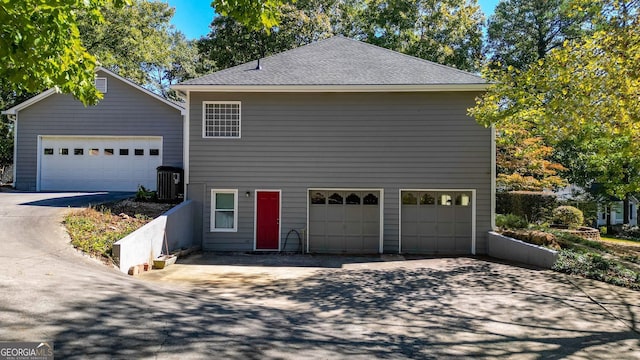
[187,92,492,254]
[14,70,183,191]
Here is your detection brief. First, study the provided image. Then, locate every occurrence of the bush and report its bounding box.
[136,185,157,202]
[617,224,640,240]
[496,192,557,223]
[496,214,529,229]
[552,206,584,229]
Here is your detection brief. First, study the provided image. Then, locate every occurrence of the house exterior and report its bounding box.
[173,36,494,255]
[2,68,185,192]
[556,184,638,227]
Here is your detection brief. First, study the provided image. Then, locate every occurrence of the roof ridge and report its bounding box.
[186,35,337,83]
[337,36,484,80]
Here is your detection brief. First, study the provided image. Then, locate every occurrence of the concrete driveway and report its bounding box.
[0,192,639,359]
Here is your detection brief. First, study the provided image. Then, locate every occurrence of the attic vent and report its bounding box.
[95,77,107,93]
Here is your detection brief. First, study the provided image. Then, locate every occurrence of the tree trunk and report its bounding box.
[606,205,613,234]
[623,194,630,224]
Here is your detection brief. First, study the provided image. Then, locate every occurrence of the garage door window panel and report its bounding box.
[119,149,129,155]
[59,148,68,155]
[211,190,238,232]
[44,148,53,155]
[104,149,114,156]
[74,149,83,155]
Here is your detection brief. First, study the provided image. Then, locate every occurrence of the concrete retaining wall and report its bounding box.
[487,231,558,269]
[113,200,195,273]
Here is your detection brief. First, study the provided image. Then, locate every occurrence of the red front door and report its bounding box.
[256,191,280,250]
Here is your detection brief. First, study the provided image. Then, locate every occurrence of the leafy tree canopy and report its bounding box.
[0,0,130,105]
[472,0,640,198]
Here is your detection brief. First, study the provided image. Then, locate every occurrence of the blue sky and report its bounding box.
[167,0,501,40]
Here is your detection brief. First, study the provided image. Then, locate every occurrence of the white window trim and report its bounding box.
[95,77,107,93]
[210,189,238,232]
[202,101,241,139]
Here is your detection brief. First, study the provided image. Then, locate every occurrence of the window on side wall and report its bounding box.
[211,189,238,232]
[203,101,241,138]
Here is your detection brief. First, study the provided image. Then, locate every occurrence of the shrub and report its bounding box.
[553,249,640,290]
[618,224,640,240]
[496,214,529,229]
[136,185,157,202]
[496,192,557,223]
[552,206,584,229]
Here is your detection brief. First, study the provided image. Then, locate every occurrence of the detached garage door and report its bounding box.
[401,190,473,254]
[39,136,162,191]
[308,190,381,254]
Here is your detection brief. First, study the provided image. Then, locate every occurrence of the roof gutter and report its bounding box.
[171,83,489,93]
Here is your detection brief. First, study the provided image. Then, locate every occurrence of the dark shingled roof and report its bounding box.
[179,36,485,86]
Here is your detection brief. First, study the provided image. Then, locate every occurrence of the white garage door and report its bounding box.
[39,136,162,191]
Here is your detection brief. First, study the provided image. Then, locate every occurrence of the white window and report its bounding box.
[211,189,238,232]
[203,101,241,138]
[95,77,107,93]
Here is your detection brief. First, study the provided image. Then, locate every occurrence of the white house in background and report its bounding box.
[556,184,638,227]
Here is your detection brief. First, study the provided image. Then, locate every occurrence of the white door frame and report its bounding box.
[253,189,282,251]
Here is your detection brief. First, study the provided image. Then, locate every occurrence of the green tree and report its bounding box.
[199,0,334,70]
[485,0,590,71]
[77,0,175,87]
[471,0,639,210]
[360,0,485,71]
[0,0,129,105]
[212,0,288,31]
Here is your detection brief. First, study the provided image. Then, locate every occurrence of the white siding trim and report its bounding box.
[184,91,190,194]
[36,135,42,191]
[398,189,477,255]
[173,84,489,93]
[306,188,384,254]
[491,125,496,231]
[210,189,238,232]
[10,114,17,186]
[253,189,282,251]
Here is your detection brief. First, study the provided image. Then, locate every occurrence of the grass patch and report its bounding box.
[599,236,640,247]
[65,206,151,260]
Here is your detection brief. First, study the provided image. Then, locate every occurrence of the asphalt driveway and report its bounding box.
[0,191,639,359]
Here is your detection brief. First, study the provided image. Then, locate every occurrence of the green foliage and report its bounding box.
[617,225,640,241]
[495,214,529,229]
[552,206,584,229]
[199,0,334,71]
[136,185,156,202]
[360,0,485,71]
[212,0,288,32]
[65,207,148,259]
[471,0,640,201]
[553,249,640,290]
[485,0,592,71]
[495,192,557,222]
[200,0,485,72]
[0,120,12,166]
[0,0,132,105]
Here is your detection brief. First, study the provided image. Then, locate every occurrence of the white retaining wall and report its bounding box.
[113,200,194,273]
[487,231,558,269]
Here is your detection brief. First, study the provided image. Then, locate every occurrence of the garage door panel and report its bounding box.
[40,136,162,192]
[308,190,381,254]
[401,190,473,255]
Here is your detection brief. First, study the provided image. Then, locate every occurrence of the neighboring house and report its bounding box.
[2,68,185,192]
[172,36,493,255]
[556,184,638,227]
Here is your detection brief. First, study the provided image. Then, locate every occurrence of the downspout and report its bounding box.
[491,124,496,231]
[7,114,17,187]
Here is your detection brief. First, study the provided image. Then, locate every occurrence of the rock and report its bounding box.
[119,213,130,220]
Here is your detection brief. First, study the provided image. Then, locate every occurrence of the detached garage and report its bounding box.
[3,67,184,192]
